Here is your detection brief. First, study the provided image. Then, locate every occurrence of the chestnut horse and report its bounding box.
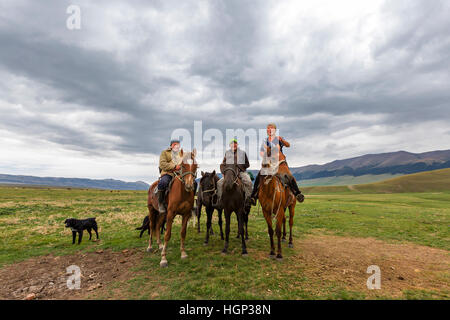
[146,149,198,267]
[258,151,302,260]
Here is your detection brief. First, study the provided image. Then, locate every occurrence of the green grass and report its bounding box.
[0,185,449,299]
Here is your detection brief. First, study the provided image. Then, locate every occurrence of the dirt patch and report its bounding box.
[1,235,448,299]
[293,235,449,298]
[0,249,147,300]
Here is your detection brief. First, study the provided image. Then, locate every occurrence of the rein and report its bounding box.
[223,166,240,185]
[174,166,197,185]
[263,173,285,221]
[201,176,217,195]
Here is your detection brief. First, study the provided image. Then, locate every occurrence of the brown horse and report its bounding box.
[221,163,248,255]
[258,151,302,260]
[146,149,198,267]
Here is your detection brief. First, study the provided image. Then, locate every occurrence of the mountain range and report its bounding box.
[1,149,449,189]
[249,149,450,186]
[0,174,149,190]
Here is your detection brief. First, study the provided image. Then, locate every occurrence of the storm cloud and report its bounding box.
[0,0,449,182]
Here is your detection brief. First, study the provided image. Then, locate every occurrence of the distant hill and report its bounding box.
[303,168,450,194]
[248,149,450,186]
[0,174,149,190]
[290,150,450,181]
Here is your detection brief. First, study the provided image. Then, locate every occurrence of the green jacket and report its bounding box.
[159,148,179,177]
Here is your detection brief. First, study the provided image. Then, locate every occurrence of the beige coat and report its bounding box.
[159,148,182,177]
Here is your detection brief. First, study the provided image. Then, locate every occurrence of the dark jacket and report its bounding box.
[220,148,250,173]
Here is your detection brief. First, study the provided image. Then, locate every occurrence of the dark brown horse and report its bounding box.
[196,171,224,244]
[146,149,198,267]
[258,151,302,260]
[221,163,248,255]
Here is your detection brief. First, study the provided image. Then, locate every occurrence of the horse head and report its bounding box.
[223,164,238,192]
[180,148,198,193]
[200,170,217,203]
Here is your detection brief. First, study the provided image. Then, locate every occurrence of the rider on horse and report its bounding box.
[250,123,304,204]
[216,139,253,207]
[157,139,183,214]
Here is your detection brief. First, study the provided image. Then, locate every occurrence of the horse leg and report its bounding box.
[238,210,248,255]
[218,208,224,240]
[155,212,166,251]
[244,209,249,240]
[196,202,202,233]
[204,207,213,245]
[288,203,295,248]
[282,215,287,242]
[180,213,189,259]
[160,210,175,268]
[146,207,155,252]
[263,212,276,258]
[236,213,241,238]
[275,210,284,260]
[222,210,231,254]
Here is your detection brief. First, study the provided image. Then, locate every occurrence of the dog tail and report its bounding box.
[135,226,144,230]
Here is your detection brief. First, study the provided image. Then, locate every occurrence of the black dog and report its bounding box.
[135,215,150,238]
[64,218,99,244]
[135,215,166,238]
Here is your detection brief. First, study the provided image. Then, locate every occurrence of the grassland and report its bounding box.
[0,177,448,300]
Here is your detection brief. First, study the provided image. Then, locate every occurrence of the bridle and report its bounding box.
[174,163,197,185]
[223,166,240,185]
[201,175,217,195]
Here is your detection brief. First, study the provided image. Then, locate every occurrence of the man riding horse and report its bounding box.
[157,139,197,214]
[250,123,304,204]
[216,139,253,207]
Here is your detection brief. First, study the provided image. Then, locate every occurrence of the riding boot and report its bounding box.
[250,173,260,205]
[288,176,304,203]
[157,189,167,213]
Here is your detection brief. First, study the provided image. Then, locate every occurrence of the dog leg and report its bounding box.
[87,228,92,240]
[93,226,99,240]
[78,231,83,244]
[72,231,76,244]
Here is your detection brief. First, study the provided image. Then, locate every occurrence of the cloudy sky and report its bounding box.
[0,0,449,183]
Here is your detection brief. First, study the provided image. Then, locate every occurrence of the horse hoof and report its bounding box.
[203,242,209,246]
[288,243,293,248]
[221,250,227,255]
[282,238,286,242]
[269,254,276,259]
[276,254,283,261]
[242,251,248,256]
[160,260,168,268]
[146,247,152,253]
[181,253,188,259]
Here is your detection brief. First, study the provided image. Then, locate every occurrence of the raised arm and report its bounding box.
[279,136,290,148]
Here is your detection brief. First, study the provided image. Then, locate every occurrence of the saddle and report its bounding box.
[153,177,175,200]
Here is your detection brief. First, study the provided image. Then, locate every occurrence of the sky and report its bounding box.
[0,0,449,183]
